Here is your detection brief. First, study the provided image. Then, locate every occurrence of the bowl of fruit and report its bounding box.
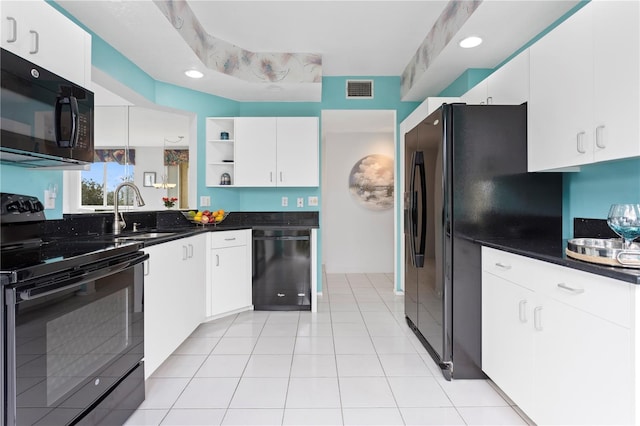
[187,209,228,226]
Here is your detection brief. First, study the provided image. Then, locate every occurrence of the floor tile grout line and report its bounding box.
[354,274,408,424]
[328,272,347,426]
[281,311,301,423]
[219,312,266,425]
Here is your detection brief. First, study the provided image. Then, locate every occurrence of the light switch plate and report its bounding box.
[297,197,304,208]
[200,196,211,207]
[282,196,288,207]
[308,196,318,206]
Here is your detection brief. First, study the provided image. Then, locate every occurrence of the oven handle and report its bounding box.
[18,253,148,302]
[253,236,310,241]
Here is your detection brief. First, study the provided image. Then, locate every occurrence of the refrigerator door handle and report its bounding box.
[409,152,418,266]
[415,151,426,268]
[411,151,426,268]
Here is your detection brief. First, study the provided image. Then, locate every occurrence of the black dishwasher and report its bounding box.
[252,229,311,310]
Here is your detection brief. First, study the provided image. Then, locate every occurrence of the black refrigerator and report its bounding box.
[404,103,562,380]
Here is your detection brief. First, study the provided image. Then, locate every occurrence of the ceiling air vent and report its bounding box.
[346,80,373,99]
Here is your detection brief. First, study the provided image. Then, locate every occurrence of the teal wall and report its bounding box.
[439,68,492,97]
[0,166,64,217]
[564,158,640,237]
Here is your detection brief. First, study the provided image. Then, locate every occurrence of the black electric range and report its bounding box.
[1,193,147,426]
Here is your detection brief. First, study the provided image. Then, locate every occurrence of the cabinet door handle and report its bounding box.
[534,306,543,331]
[518,300,528,323]
[595,125,606,149]
[280,171,283,182]
[188,244,194,258]
[277,293,285,297]
[6,17,17,43]
[557,282,585,294]
[495,262,511,270]
[182,245,188,260]
[216,254,220,267]
[29,30,39,54]
[576,131,587,153]
[144,259,150,276]
[487,96,493,105]
[224,237,236,241]
[270,172,273,182]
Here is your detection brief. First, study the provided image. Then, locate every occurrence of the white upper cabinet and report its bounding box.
[485,49,530,105]
[234,117,278,186]
[460,49,530,106]
[1,0,91,86]
[234,117,319,187]
[528,1,639,171]
[460,79,488,105]
[591,0,640,163]
[276,117,319,187]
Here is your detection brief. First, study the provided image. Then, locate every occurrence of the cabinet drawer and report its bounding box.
[482,247,538,290]
[482,246,631,328]
[211,230,247,248]
[533,260,631,328]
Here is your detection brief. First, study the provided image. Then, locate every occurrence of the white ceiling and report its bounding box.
[57,0,579,103]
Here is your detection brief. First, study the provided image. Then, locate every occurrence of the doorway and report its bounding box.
[320,110,396,278]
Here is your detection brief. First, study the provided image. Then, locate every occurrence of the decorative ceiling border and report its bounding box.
[153,0,322,84]
[401,0,482,97]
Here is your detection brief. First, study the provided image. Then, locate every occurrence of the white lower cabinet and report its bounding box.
[207,230,252,317]
[143,234,206,379]
[482,247,633,425]
[482,272,535,415]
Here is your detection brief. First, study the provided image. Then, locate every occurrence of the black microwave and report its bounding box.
[0,48,94,167]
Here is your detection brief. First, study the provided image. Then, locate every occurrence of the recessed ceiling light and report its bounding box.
[459,36,483,49]
[184,69,204,79]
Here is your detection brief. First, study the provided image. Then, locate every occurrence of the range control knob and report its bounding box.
[24,199,44,213]
[6,201,21,213]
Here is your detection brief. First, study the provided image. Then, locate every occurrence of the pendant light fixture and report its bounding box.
[153,136,183,189]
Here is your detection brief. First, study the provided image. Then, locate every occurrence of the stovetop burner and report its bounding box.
[1,193,142,286]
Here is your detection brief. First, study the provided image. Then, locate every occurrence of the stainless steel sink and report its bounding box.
[114,232,177,241]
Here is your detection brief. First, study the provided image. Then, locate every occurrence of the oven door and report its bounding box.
[4,252,146,426]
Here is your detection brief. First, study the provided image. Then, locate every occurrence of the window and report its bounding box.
[81,149,135,207]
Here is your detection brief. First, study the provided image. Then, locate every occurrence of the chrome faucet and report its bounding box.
[113,182,145,235]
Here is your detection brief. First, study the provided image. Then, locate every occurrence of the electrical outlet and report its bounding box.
[297,197,304,208]
[282,196,288,207]
[308,196,318,206]
[44,190,55,209]
[200,196,211,207]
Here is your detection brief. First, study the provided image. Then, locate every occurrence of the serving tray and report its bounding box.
[566,238,640,269]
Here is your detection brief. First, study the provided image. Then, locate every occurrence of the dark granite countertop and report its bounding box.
[51,210,318,248]
[476,237,640,285]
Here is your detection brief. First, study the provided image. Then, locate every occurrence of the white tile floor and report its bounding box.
[125,272,528,426]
